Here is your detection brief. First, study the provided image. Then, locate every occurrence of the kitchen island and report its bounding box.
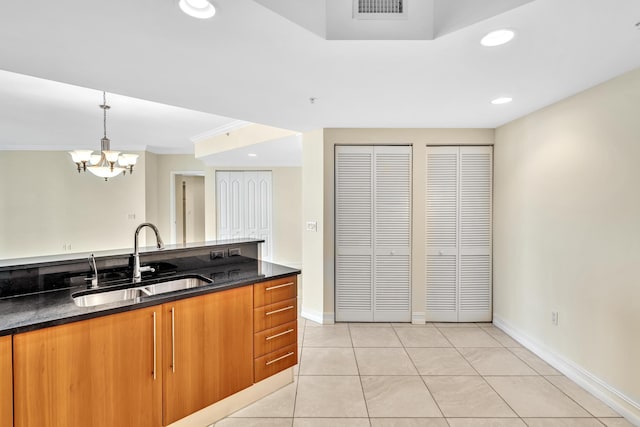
[0,239,300,427]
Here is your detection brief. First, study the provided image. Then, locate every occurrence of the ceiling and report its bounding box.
[0,0,639,154]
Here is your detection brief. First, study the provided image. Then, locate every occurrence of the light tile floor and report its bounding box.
[214,320,633,427]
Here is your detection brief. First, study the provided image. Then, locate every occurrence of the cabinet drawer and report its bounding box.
[254,276,297,308]
[254,320,297,358]
[254,298,297,333]
[254,343,297,383]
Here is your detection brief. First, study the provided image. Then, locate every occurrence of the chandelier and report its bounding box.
[68,91,138,181]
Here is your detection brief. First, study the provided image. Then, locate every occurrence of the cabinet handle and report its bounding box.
[266,328,294,341]
[152,311,157,380]
[265,351,295,366]
[265,305,294,316]
[171,307,176,373]
[265,282,294,291]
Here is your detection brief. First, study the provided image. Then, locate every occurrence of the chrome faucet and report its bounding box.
[86,253,99,289]
[132,222,165,282]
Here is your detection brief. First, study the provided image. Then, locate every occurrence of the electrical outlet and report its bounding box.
[210,250,225,260]
[306,221,317,232]
[228,248,241,257]
[551,311,559,326]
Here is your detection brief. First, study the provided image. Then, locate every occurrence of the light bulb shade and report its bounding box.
[70,150,93,162]
[90,154,102,165]
[87,165,125,179]
[103,150,120,163]
[179,0,216,19]
[120,153,139,166]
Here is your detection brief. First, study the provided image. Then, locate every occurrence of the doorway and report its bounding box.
[174,174,205,244]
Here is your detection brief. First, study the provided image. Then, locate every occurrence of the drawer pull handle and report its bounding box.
[265,282,294,291]
[171,307,176,373]
[152,312,157,380]
[266,328,294,341]
[266,351,295,366]
[266,305,295,316]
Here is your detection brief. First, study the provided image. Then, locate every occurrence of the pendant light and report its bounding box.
[69,91,138,181]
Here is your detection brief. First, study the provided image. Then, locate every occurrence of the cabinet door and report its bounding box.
[163,286,253,425]
[0,335,12,427]
[13,307,162,427]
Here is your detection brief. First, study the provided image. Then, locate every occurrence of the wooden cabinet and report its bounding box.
[253,276,298,382]
[13,306,162,427]
[0,335,12,427]
[10,276,296,427]
[162,285,254,426]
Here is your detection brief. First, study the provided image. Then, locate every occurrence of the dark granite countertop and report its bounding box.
[0,259,299,337]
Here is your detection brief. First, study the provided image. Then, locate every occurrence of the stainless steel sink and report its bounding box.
[72,276,212,307]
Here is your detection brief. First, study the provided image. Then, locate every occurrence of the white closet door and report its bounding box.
[244,172,259,240]
[335,146,374,322]
[216,171,273,261]
[425,146,492,322]
[373,146,412,322]
[257,172,273,261]
[425,147,459,322]
[229,172,244,238]
[458,147,492,322]
[335,145,412,322]
[216,172,232,240]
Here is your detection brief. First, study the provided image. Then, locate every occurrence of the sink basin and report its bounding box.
[72,276,212,307]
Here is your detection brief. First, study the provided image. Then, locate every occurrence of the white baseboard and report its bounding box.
[412,312,426,324]
[301,306,335,324]
[493,314,640,426]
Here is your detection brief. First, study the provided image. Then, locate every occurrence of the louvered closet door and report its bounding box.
[373,146,412,321]
[458,147,492,322]
[425,147,459,322]
[335,145,412,322]
[335,146,374,322]
[425,146,492,322]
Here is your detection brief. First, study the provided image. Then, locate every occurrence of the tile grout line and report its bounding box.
[435,324,527,425]
[391,324,450,425]
[347,324,373,426]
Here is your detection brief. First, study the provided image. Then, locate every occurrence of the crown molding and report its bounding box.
[190,120,252,143]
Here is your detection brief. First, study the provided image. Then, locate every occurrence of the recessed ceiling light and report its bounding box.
[491,97,513,105]
[248,153,257,157]
[179,0,216,19]
[481,29,515,47]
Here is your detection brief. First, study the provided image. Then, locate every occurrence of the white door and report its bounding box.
[335,145,412,322]
[425,146,492,322]
[216,171,273,261]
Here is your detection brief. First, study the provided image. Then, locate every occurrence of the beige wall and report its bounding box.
[0,151,147,259]
[301,129,326,321]
[301,128,495,323]
[0,152,301,269]
[494,68,640,419]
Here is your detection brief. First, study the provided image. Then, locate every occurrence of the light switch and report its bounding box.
[306,221,318,232]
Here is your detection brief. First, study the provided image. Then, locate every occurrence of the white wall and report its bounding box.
[0,151,147,259]
[493,68,640,421]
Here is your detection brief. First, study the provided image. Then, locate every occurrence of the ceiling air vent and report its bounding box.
[353,0,407,20]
